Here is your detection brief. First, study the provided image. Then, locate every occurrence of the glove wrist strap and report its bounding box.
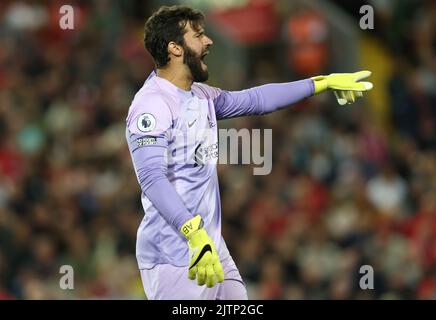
[310,76,328,94]
[180,215,203,239]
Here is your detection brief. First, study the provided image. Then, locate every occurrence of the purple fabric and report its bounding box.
[214,79,314,119]
[125,74,315,269]
[127,132,193,231]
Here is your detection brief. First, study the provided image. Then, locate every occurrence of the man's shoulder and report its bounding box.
[126,79,175,131]
[132,79,171,108]
[192,82,222,100]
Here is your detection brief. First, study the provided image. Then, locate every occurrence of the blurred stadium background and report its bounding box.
[0,0,435,299]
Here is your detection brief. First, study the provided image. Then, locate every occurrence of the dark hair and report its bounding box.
[144,6,205,68]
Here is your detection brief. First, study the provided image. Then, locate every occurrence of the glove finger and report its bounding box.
[197,266,206,286]
[359,81,373,90]
[351,91,362,103]
[334,91,348,106]
[353,70,371,81]
[213,260,224,282]
[188,266,197,281]
[352,91,364,101]
[205,265,215,288]
[329,82,369,91]
[346,91,355,103]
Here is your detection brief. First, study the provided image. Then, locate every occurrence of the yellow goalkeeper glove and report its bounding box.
[311,70,373,105]
[181,215,224,288]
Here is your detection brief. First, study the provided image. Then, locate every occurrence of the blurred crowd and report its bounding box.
[0,0,435,299]
[0,0,150,299]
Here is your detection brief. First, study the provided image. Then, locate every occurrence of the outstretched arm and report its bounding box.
[214,79,314,120]
[213,71,373,120]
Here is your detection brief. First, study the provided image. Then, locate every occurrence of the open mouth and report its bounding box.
[201,51,209,61]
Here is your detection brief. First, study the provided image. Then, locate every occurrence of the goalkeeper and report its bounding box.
[125,5,373,300]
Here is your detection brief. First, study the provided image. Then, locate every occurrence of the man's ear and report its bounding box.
[168,42,183,58]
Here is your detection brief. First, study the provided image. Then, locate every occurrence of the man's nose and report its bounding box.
[204,35,213,46]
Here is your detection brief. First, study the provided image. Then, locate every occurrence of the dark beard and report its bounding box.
[183,45,209,82]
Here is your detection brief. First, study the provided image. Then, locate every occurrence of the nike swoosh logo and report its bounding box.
[189,244,212,269]
[188,119,197,127]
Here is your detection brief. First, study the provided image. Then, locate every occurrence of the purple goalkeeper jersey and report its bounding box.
[126,71,314,269]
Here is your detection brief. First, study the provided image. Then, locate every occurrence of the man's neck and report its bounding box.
[156,67,192,91]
